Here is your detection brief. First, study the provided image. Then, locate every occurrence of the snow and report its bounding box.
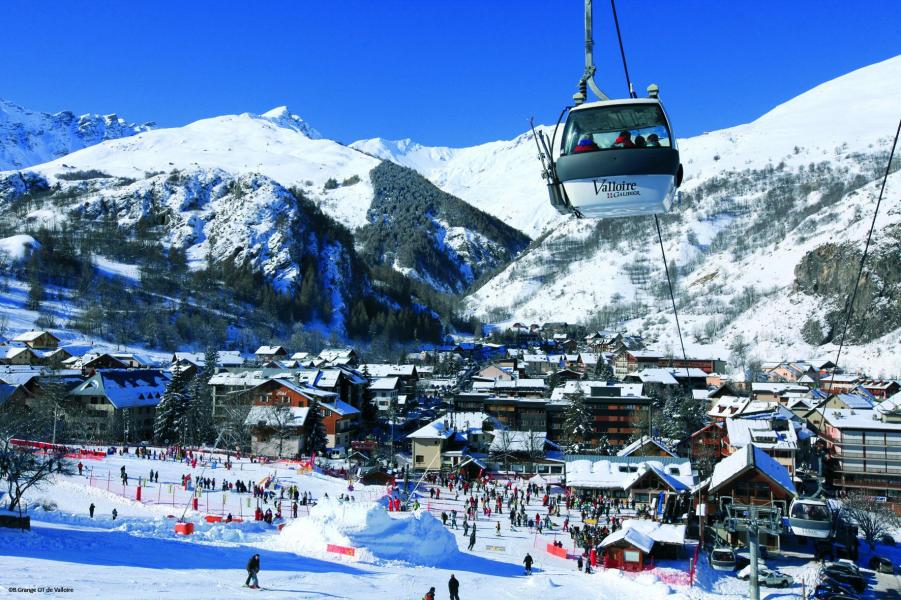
[0,234,40,260]
[708,445,796,496]
[16,108,380,232]
[91,255,141,282]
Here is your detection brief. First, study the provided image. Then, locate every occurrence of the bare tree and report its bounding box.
[0,406,74,514]
[491,430,516,473]
[524,429,546,474]
[214,391,252,452]
[841,492,901,550]
[266,405,299,459]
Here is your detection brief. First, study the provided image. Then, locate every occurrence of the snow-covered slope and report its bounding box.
[12,106,380,231]
[0,99,150,170]
[464,55,901,375]
[352,131,563,238]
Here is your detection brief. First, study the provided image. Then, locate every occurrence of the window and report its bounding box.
[415,455,424,463]
[562,103,672,155]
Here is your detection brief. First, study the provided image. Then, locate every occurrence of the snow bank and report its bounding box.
[272,499,458,566]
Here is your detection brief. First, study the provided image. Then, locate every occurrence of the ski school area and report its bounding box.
[0,444,833,599]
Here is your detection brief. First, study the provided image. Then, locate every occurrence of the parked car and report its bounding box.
[816,577,860,598]
[867,555,894,574]
[737,565,794,587]
[829,560,861,576]
[708,547,736,571]
[820,567,866,593]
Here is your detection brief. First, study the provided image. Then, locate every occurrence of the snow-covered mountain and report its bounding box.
[461,54,901,375]
[0,99,151,170]
[352,132,561,238]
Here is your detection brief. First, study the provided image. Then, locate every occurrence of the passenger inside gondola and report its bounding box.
[573,134,601,153]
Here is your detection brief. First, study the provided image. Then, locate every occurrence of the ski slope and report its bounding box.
[0,448,811,600]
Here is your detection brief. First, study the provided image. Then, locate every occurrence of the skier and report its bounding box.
[523,553,533,575]
[89,503,95,518]
[77,462,83,475]
[422,586,436,600]
[448,574,460,600]
[245,553,261,589]
[495,521,501,536]
[577,555,583,572]
[467,529,476,551]
[111,508,118,520]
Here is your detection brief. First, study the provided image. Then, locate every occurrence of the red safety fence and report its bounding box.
[10,439,106,460]
[546,543,568,558]
[326,544,356,557]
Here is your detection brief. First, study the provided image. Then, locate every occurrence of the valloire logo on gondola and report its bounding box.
[593,179,639,199]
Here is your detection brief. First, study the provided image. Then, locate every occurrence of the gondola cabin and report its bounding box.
[551,98,682,219]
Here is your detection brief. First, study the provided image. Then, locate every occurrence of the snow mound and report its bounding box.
[0,234,40,260]
[273,499,459,566]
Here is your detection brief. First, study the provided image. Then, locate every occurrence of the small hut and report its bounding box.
[600,527,654,572]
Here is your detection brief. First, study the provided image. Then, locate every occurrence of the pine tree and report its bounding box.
[594,359,615,382]
[304,399,328,454]
[562,387,593,454]
[155,367,190,444]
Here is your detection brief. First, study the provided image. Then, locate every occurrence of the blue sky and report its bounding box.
[2,1,898,147]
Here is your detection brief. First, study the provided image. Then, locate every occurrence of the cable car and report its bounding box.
[547,97,683,219]
[787,497,836,539]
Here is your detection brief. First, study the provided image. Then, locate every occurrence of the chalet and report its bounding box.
[172,351,244,369]
[67,369,170,441]
[488,430,563,477]
[12,331,60,350]
[478,364,513,381]
[370,377,400,412]
[254,346,288,362]
[819,374,862,394]
[407,412,498,471]
[576,352,600,373]
[614,350,665,378]
[763,361,818,383]
[565,455,694,506]
[724,415,808,477]
[858,379,901,401]
[617,436,678,458]
[237,378,359,451]
[39,347,73,367]
[481,396,548,432]
[751,382,810,402]
[686,422,727,477]
[244,405,310,458]
[2,346,38,366]
[81,353,130,371]
[318,348,358,367]
[359,364,419,396]
[705,444,796,552]
[601,520,686,571]
[624,367,708,395]
[313,367,367,408]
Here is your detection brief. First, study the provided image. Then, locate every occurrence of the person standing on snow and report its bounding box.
[523,553,534,575]
[111,509,118,520]
[467,529,476,551]
[245,553,261,589]
[89,503,95,518]
[448,574,460,600]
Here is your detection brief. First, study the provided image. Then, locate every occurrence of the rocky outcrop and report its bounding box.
[794,225,901,343]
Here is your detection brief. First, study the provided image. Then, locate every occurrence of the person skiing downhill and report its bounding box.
[245,553,261,589]
[523,553,533,575]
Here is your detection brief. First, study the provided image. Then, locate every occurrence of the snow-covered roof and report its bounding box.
[70,369,170,409]
[726,418,798,450]
[752,382,810,394]
[255,345,286,355]
[359,364,416,377]
[820,408,901,431]
[709,445,796,496]
[549,380,644,402]
[617,436,678,458]
[832,393,875,409]
[565,456,693,490]
[408,411,496,440]
[628,368,677,385]
[11,330,57,343]
[620,519,686,545]
[489,430,547,453]
[244,406,309,428]
[471,378,546,391]
[369,377,399,391]
[624,350,666,359]
[4,346,34,359]
[599,527,655,553]
[876,393,901,416]
[578,353,600,365]
[320,399,360,417]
